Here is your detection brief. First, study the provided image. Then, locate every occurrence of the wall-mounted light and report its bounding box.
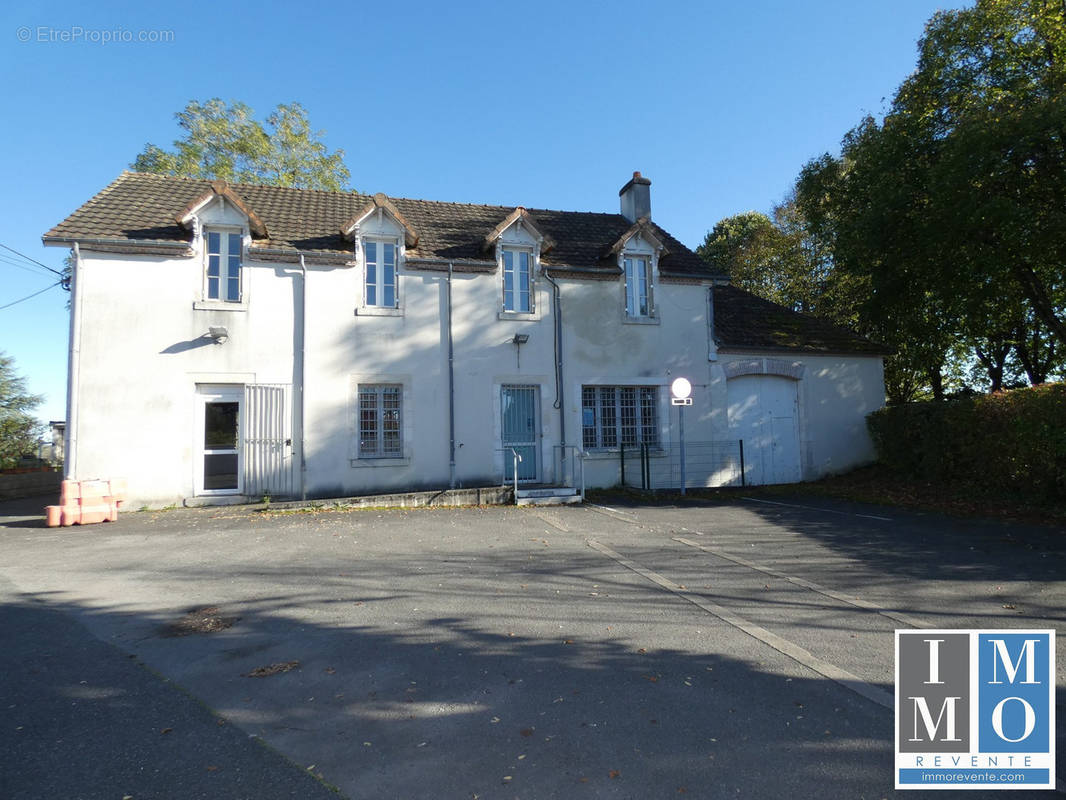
[512,332,529,368]
[208,326,229,344]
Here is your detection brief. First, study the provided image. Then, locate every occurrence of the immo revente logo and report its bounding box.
[895,630,1055,790]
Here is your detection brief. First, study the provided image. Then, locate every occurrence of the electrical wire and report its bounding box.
[0,280,62,310]
[0,254,55,277]
[0,242,64,277]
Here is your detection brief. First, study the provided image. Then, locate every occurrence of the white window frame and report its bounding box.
[361,236,401,313]
[203,227,243,304]
[581,385,661,451]
[501,246,535,315]
[623,255,652,319]
[194,385,244,496]
[357,383,404,459]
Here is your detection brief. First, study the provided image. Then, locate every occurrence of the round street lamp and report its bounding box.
[671,377,692,401]
[670,377,693,494]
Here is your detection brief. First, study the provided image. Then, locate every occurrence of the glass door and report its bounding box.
[501,385,538,483]
[197,387,242,494]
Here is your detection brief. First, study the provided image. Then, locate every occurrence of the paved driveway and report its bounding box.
[0,495,1062,798]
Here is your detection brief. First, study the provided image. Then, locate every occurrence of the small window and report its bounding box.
[359,384,403,458]
[582,385,659,449]
[206,230,242,302]
[364,239,398,308]
[624,257,650,317]
[503,248,533,313]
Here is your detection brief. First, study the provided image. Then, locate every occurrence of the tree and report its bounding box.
[133,99,351,191]
[793,0,1066,399]
[0,352,43,469]
[697,197,850,323]
[889,0,1066,349]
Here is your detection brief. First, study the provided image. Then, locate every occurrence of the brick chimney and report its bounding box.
[619,171,651,222]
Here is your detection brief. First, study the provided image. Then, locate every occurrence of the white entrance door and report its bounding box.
[501,385,539,483]
[727,375,801,485]
[196,386,243,495]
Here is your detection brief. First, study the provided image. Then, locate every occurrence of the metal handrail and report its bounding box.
[509,447,522,504]
[551,444,587,502]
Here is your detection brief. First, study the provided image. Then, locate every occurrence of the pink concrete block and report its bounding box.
[45,506,62,527]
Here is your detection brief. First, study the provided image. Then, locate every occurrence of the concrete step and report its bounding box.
[516,487,582,506]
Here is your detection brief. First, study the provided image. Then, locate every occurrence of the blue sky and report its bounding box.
[0,0,959,426]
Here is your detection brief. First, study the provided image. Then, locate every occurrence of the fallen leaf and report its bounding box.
[243,660,300,678]
[324,667,336,674]
[160,727,172,735]
[520,728,534,737]
[206,766,218,772]
[609,769,620,779]
[642,675,658,683]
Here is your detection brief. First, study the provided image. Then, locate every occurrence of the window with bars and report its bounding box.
[205,230,242,302]
[364,239,398,308]
[358,384,403,458]
[581,386,659,449]
[502,248,533,313]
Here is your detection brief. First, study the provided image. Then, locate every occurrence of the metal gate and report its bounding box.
[243,384,294,498]
[501,385,538,482]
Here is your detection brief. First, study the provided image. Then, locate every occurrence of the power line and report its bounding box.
[0,254,55,277]
[0,242,64,277]
[0,280,62,311]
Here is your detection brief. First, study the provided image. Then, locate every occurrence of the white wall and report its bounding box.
[69,233,883,506]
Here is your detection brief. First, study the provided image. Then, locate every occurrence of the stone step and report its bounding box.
[517,487,578,498]
[516,494,583,506]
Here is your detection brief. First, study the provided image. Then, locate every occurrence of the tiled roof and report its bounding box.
[713,285,887,355]
[42,171,712,276]
[44,171,885,356]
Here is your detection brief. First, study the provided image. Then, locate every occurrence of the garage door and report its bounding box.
[727,375,801,485]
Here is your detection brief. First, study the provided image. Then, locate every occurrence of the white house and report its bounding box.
[43,171,886,507]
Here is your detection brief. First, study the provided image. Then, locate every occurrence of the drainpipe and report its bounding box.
[298,254,308,500]
[64,242,83,480]
[447,262,457,488]
[541,270,565,481]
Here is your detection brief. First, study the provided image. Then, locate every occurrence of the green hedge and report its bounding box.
[866,383,1066,500]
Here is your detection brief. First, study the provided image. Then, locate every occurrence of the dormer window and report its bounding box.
[206,229,242,303]
[624,256,650,317]
[364,238,398,308]
[502,248,533,313]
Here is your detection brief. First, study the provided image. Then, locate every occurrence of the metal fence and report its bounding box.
[619,440,744,491]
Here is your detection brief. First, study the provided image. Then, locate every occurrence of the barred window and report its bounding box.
[582,386,658,449]
[359,384,402,458]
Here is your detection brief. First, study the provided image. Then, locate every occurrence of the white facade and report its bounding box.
[54,179,885,507]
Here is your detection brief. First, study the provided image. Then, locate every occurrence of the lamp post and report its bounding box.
[670,377,693,495]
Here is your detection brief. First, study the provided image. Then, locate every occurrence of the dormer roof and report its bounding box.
[482,207,556,253]
[341,192,419,248]
[175,180,268,238]
[603,217,667,260]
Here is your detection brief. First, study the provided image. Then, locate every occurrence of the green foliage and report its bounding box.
[0,352,44,469]
[697,197,856,325]
[133,99,351,191]
[867,383,1066,500]
[791,0,1066,400]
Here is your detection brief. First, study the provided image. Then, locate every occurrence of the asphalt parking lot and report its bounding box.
[0,494,1062,799]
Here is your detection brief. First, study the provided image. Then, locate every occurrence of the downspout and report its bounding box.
[447,262,457,488]
[540,270,565,480]
[64,242,83,480]
[298,255,308,500]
